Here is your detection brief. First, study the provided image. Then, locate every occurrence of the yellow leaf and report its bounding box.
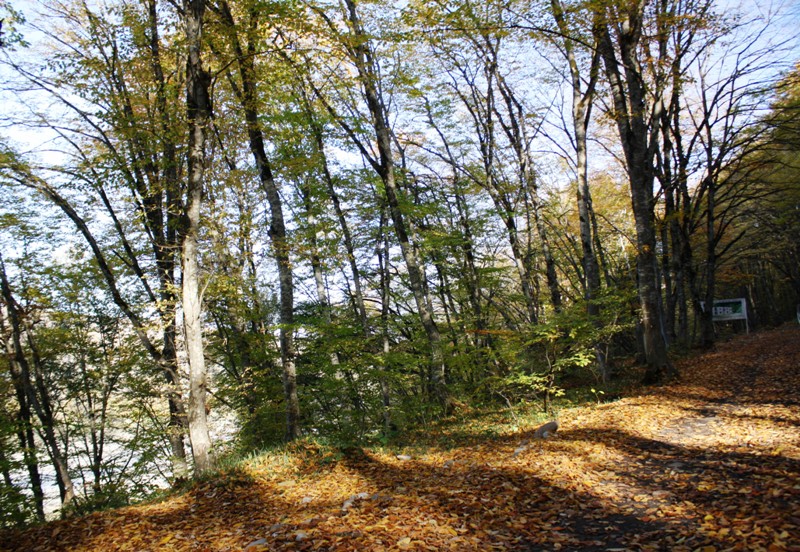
[703,514,714,522]
[159,534,174,545]
[397,537,412,549]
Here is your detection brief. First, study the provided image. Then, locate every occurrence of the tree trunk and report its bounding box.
[551,0,605,376]
[183,0,213,475]
[147,0,190,477]
[305,107,370,333]
[492,69,561,314]
[423,108,496,369]
[701,176,717,347]
[377,209,394,432]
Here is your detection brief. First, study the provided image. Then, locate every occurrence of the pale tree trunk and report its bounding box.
[308,114,370,333]
[147,0,190,478]
[301,114,370,428]
[183,0,213,474]
[444,44,541,325]
[422,102,494,363]
[377,209,394,432]
[492,69,561,313]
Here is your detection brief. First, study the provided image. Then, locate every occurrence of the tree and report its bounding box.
[0,253,76,513]
[300,0,450,409]
[182,0,214,473]
[407,0,555,326]
[592,0,674,382]
[209,0,301,441]
[0,0,197,477]
[547,0,607,378]
[710,64,800,326]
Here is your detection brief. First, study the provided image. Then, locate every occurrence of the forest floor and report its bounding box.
[3,325,800,552]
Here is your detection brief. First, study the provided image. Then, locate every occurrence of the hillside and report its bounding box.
[3,325,799,552]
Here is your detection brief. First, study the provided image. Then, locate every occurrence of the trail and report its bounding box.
[3,326,799,551]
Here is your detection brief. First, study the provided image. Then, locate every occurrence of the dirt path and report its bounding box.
[3,326,800,551]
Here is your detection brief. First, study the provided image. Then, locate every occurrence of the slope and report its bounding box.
[2,325,799,551]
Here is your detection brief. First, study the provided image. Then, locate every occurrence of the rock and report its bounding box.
[396,454,412,461]
[371,493,392,505]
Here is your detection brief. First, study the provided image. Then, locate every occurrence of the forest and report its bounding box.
[0,0,798,526]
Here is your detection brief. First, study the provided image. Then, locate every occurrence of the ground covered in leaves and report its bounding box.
[3,325,800,551]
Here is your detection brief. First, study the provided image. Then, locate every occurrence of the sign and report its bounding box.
[711,298,747,321]
[701,298,749,333]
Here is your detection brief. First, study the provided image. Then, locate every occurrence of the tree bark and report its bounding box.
[183,0,213,474]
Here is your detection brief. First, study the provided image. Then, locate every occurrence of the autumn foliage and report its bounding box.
[2,325,799,551]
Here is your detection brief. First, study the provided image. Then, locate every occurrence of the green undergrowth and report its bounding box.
[138,363,646,512]
[213,381,634,481]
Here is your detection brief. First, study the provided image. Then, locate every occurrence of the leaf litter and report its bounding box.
[2,325,799,551]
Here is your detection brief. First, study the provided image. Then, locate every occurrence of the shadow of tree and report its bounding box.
[0,470,345,551]
[333,447,723,551]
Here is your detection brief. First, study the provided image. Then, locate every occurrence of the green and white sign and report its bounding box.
[701,298,749,332]
[711,298,746,321]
